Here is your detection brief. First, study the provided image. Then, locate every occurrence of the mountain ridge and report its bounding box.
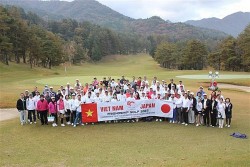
[0,0,229,40]
[185,11,250,37]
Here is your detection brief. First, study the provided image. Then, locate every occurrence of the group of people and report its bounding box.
[16,76,233,128]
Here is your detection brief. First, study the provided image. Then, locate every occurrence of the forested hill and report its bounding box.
[0,0,228,40]
[186,12,250,37]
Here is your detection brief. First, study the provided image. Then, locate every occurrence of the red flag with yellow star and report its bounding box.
[81,103,98,123]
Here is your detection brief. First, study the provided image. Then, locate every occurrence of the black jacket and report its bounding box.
[168,83,176,90]
[16,99,26,110]
[191,97,197,111]
[202,99,211,111]
[210,100,218,112]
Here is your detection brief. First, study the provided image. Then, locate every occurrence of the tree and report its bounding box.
[238,24,250,71]
[0,6,13,65]
[154,42,177,68]
[181,40,207,70]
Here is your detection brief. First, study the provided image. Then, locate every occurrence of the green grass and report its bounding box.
[0,54,250,166]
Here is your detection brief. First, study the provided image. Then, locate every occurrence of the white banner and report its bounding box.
[97,99,173,121]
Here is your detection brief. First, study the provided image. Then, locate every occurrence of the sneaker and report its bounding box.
[170,120,173,123]
[61,124,65,127]
[228,125,231,128]
[172,121,175,123]
[196,124,199,127]
[52,123,55,127]
[185,124,188,126]
[182,122,185,125]
[81,123,85,126]
[86,123,88,125]
[67,122,71,125]
[34,122,37,124]
[73,125,76,127]
[71,123,74,126]
[159,119,162,122]
[132,120,135,123]
[225,124,228,127]
[30,122,33,124]
[21,122,24,126]
[156,119,159,122]
[92,123,95,125]
[55,124,58,127]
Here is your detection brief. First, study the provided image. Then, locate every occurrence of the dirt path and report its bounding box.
[219,83,250,93]
[0,108,18,122]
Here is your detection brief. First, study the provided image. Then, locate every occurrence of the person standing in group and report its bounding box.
[33,91,41,120]
[26,93,37,124]
[188,92,196,124]
[169,93,176,123]
[73,95,84,127]
[16,93,27,125]
[36,94,49,125]
[64,95,71,125]
[48,96,58,127]
[202,94,211,127]
[225,98,233,128]
[57,95,65,127]
[70,94,77,125]
[217,97,226,128]
[210,97,218,127]
[175,93,183,124]
[196,98,203,126]
[182,92,190,126]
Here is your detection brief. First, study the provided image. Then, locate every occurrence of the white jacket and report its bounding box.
[26,98,36,110]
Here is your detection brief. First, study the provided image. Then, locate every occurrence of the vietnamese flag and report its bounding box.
[82,103,98,123]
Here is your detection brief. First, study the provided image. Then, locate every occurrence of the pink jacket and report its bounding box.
[36,99,48,112]
[57,99,65,110]
[48,102,57,114]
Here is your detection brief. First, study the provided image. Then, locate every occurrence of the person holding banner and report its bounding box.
[73,95,84,127]
[169,93,176,123]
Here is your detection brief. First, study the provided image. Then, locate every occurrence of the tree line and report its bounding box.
[1,6,249,71]
[153,25,250,71]
[0,6,148,68]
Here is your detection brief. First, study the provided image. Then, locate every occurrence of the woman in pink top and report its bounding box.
[36,94,49,125]
[57,95,65,126]
[48,96,58,127]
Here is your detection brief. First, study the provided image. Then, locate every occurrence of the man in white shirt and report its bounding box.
[93,92,102,103]
[102,90,111,102]
[177,80,185,91]
[175,93,183,124]
[117,90,126,102]
[70,94,77,125]
[140,92,148,100]
[182,93,190,126]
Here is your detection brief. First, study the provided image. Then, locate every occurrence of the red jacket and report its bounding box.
[36,99,49,112]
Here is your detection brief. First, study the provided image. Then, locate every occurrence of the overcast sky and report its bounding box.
[67,0,250,22]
